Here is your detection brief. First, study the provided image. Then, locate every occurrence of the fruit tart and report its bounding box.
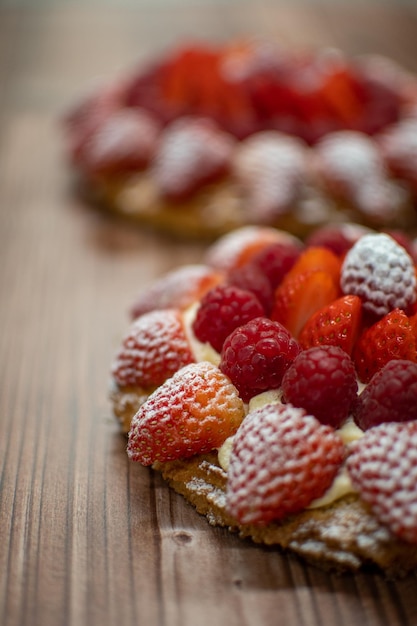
[110,223,417,576]
[64,39,417,239]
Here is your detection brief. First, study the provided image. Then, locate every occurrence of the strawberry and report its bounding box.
[298,294,362,356]
[354,308,417,383]
[271,270,339,339]
[205,225,303,273]
[129,265,224,319]
[151,117,235,200]
[284,246,342,286]
[127,361,245,465]
[226,403,345,525]
[347,421,417,543]
[111,309,195,389]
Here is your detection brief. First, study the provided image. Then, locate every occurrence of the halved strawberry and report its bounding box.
[127,361,245,465]
[354,308,417,383]
[271,270,339,338]
[298,294,362,356]
[284,246,342,286]
[111,308,195,389]
[226,403,345,525]
[129,265,224,319]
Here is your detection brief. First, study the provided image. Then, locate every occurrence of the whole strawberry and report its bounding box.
[220,317,301,402]
[353,359,417,430]
[226,403,345,524]
[128,361,245,465]
[281,345,358,428]
[354,308,417,383]
[347,421,417,543]
[111,309,194,389]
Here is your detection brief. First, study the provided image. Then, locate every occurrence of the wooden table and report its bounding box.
[1,3,417,625]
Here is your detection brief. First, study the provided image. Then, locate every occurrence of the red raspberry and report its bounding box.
[305,223,372,257]
[226,403,345,524]
[219,317,301,402]
[111,309,194,388]
[128,362,245,465]
[192,285,264,353]
[281,346,358,428]
[340,233,417,317]
[250,241,301,289]
[353,360,417,430]
[227,263,273,314]
[347,421,417,543]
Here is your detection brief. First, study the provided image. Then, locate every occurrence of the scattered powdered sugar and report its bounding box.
[340,232,417,316]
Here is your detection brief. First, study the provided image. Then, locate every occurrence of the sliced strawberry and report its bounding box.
[205,225,303,273]
[271,270,339,339]
[226,403,345,525]
[127,361,245,465]
[347,421,417,543]
[354,308,417,383]
[298,294,362,356]
[111,309,195,389]
[151,117,236,200]
[129,265,224,319]
[284,246,342,286]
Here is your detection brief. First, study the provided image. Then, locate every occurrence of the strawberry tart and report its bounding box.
[110,223,417,576]
[64,39,417,239]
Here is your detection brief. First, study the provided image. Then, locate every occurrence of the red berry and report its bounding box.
[129,264,224,319]
[227,263,273,314]
[111,309,194,389]
[347,421,417,543]
[151,116,235,200]
[340,233,417,317]
[219,317,301,402]
[250,241,301,289]
[127,361,245,465]
[226,403,345,524]
[305,223,372,257]
[298,294,362,357]
[354,308,417,383]
[353,360,417,430]
[192,284,264,353]
[281,345,358,428]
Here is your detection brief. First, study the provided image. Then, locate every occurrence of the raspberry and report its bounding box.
[347,421,417,543]
[227,263,273,314]
[226,403,345,524]
[192,285,264,353]
[127,362,245,465]
[281,346,358,428]
[353,360,417,430]
[305,223,372,257]
[219,317,301,402]
[340,233,417,317]
[250,241,301,289]
[151,116,235,200]
[111,309,194,388]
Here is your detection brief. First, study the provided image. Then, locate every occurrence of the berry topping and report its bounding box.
[340,233,417,317]
[129,265,224,319]
[305,223,372,257]
[227,263,274,315]
[111,309,194,389]
[272,269,339,339]
[76,108,161,175]
[151,117,235,200]
[353,360,417,430]
[192,284,264,353]
[298,294,362,357]
[127,361,245,465]
[354,308,417,382]
[281,345,358,428]
[284,245,342,285]
[205,226,302,272]
[347,421,417,543]
[226,403,345,524]
[249,241,301,289]
[219,317,301,402]
[232,131,308,221]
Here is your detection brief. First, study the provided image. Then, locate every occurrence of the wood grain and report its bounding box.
[1,3,417,626]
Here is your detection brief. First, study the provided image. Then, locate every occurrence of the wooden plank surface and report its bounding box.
[1,3,417,626]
